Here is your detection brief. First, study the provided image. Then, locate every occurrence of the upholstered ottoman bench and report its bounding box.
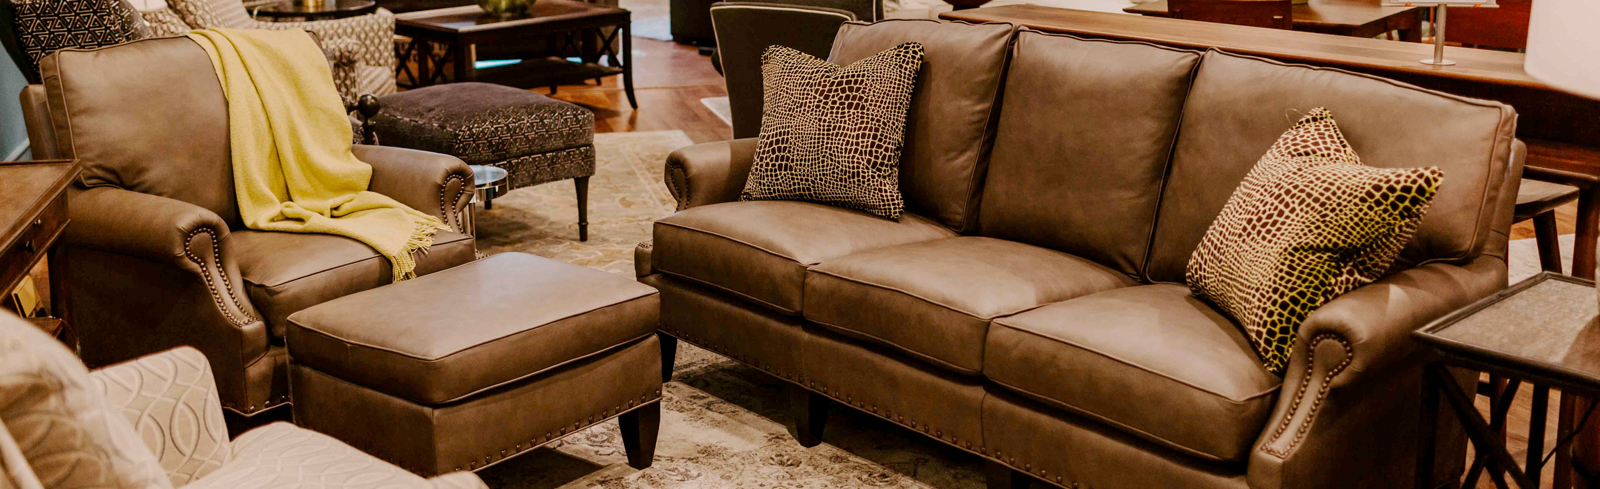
[285,252,661,475]
[372,82,597,240]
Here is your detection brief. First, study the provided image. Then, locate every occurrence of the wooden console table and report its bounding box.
[1,160,78,348]
[944,5,1600,281]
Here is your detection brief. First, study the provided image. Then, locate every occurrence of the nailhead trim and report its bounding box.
[184,228,257,326]
[440,173,469,232]
[1262,333,1353,458]
[440,389,664,473]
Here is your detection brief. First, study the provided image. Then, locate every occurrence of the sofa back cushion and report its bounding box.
[1143,50,1516,283]
[830,19,1014,233]
[978,31,1199,277]
[41,36,240,225]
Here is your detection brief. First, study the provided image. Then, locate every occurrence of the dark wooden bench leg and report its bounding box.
[576,176,590,242]
[788,385,830,447]
[1535,210,1564,273]
[620,401,660,470]
[659,332,678,383]
[985,460,1032,489]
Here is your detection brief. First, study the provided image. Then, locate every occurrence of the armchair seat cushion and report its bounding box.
[984,284,1281,463]
[233,229,476,337]
[651,200,957,315]
[805,237,1137,374]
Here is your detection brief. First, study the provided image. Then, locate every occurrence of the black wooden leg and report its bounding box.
[1416,363,1441,489]
[620,401,660,470]
[985,460,1032,489]
[575,176,589,242]
[1535,211,1563,273]
[658,332,678,383]
[484,187,494,210]
[622,22,637,109]
[788,385,829,448]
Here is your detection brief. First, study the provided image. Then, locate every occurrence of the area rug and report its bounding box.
[471,130,987,488]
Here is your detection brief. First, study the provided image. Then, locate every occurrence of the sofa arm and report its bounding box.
[65,187,259,328]
[357,144,475,233]
[427,472,491,489]
[1248,256,1506,489]
[89,347,231,486]
[665,137,758,210]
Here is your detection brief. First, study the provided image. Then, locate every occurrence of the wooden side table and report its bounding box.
[1413,273,1600,488]
[0,160,79,350]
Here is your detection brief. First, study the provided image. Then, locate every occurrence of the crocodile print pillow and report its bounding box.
[739,42,924,219]
[1186,108,1442,374]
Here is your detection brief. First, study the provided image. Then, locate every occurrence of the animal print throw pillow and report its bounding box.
[1186,108,1442,374]
[739,42,924,219]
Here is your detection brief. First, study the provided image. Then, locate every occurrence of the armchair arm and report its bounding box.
[64,187,258,328]
[1247,256,1506,489]
[665,137,758,210]
[356,144,474,233]
[89,347,231,487]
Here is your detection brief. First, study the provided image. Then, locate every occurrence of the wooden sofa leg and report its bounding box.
[620,401,660,469]
[985,460,1033,489]
[788,385,830,447]
[659,332,678,382]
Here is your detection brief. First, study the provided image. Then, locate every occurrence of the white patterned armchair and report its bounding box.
[0,313,485,489]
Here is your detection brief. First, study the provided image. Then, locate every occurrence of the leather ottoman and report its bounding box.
[285,252,662,475]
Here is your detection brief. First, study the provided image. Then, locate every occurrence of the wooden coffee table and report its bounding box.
[254,0,379,20]
[1124,0,1424,40]
[394,1,636,108]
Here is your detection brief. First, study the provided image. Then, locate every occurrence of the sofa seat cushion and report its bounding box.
[652,200,957,314]
[233,229,476,338]
[985,284,1281,462]
[806,237,1137,374]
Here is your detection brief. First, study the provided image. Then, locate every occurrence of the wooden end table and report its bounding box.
[254,0,379,20]
[1413,273,1600,488]
[394,1,637,108]
[0,160,79,350]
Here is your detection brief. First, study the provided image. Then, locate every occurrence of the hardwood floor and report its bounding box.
[545,37,733,144]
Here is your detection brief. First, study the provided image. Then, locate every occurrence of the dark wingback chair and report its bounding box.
[1170,0,1293,29]
[711,2,856,138]
[19,36,478,418]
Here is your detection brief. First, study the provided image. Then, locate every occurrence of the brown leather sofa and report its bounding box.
[19,37,478,419]
[637,21,1523,489]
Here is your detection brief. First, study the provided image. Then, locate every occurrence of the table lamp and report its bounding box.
[1525,0,1600,100]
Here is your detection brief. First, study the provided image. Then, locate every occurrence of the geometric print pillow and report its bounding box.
[1,0,152,82]
[1186,108,1442,374]
[740,42,924,220]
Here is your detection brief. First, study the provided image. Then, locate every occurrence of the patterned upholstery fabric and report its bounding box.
[496,146,595,189]
[89,348,231,487]
[185,423,489,489]
[0,314,175,489]
[1186,108,1442,374]
[741,43,924,220]
[139,7,191,37]
[163,0,397,103]
[2,0,151,82]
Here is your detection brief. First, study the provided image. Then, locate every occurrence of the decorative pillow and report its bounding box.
[739,42,924,219]
[140,7,192,38]
[1186,108,1442,374]
[2,0,152,81]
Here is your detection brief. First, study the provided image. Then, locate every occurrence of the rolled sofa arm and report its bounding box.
[1248,255,1506,489]
[65,187,259,328]
[356,144,475,234]
[665,137,758,210]
[89,347,231,486]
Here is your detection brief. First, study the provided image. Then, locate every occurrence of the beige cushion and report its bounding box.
[186,423,433,489]
[0,314,174,489]
[90,347,231,486]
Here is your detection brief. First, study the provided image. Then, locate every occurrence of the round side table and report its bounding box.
[471,164,509,210]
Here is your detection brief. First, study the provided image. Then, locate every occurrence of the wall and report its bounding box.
[0,58,29,161]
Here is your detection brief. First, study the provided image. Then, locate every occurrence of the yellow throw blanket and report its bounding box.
[188,28,446,281]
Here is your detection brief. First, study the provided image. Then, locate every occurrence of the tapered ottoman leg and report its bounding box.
[788,385,830,447]
[658,332,678,382]
[575,176,590,242]
[620,401,660,469]
[985,460,1033,489]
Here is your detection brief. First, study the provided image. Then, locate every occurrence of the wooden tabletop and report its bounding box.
[394,0,628,34]
[1124,0,1421,31]
[0,160,76,255]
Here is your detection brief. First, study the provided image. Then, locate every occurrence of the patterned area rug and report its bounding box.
[471,130,987,488]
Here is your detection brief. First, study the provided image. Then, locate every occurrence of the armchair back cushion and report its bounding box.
[828,19,1014,233]
[978,31,1198,277]
[0,313,174,489]
[1143,50,1516,283]
[41,37,240,225]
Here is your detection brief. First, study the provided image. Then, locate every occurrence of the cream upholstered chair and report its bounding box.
[0,312,487,489]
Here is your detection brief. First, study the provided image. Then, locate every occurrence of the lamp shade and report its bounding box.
[1525,0,1600,100]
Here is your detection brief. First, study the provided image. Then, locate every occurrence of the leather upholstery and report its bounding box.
[805,237,1136,374]
[1145,50,1516,283]
[658,275,812,380]
[979,31,1199,277]
[19,85,57,159]
[829,20,1015,233]
[652,201,955,314]
[664,137,759,210]
[287,253,659,405]
[711,2,855,139]
[987,284,1280,462]
[804,326,988,452]
[235,230,476,338]
[358,144,476,233]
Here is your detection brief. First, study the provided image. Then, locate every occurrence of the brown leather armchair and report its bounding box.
[19,36,478,419]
